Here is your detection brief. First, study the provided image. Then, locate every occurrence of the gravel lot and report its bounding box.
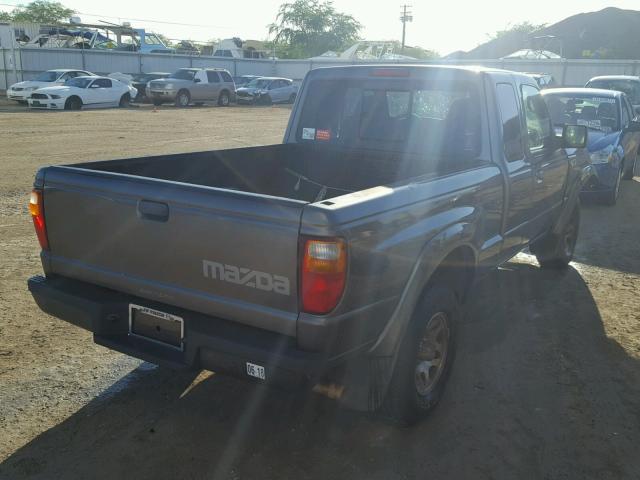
[0,100,639,480]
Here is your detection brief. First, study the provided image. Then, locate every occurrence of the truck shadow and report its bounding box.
[576,177,640,276]
[2,261,639,479]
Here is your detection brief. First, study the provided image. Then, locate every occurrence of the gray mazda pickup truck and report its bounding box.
[27,65,588,424]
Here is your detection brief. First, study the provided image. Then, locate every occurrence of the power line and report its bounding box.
[0,3,235,30]
[400,4,413,52]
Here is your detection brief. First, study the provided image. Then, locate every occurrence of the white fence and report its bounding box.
[2,47,640,90]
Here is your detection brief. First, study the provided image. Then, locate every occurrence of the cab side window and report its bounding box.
[206,71,220,83]
[220,71,232,82]
[496,83,524,162]
[521,84,551,152]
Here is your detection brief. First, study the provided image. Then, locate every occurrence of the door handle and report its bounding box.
[138,200,169,222]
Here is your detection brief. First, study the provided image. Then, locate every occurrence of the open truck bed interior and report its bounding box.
[70,143,446,203]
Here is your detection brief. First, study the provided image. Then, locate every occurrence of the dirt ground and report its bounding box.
[0,99,639,480]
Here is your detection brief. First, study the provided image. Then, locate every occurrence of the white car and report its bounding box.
[28,76,138,110]
[6,69,95,103]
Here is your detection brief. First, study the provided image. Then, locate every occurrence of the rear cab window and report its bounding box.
[295,75,485,165]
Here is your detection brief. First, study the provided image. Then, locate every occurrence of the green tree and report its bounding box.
[7,1,75,23]
[489,21,546,40]
[0,10,13,21]
[268,0,361,58]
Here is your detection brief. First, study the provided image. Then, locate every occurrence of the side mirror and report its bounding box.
[562,124,588,149]
[194,78,201,83]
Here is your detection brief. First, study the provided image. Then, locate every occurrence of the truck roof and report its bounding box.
[588,75,640,82]
[542,87,623,98]
[306,64,529,80]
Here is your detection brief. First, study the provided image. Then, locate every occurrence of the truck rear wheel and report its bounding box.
[381,286,458,426]
[533,204,579,269]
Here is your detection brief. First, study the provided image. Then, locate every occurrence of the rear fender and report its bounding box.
[369,222,477,358]
[341,222,478,412]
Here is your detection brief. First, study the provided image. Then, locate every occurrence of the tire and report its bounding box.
[152,99,163,107]
[381,286,458,426]
[260,94,272,106]
[604,167,623,206]
[119,93,131,108]
[175,90,190,108]
[64,96,82,111]
[533,204,580,269]
[622,153,637,180]
[217,91,230,107]
[288,93,297,104]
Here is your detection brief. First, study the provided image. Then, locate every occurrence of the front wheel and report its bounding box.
[175,90,190,108]
[622,153,637,180]
[604,167,623,206]
[533,204,580,269]
[64,96,82,111]
[381,286,458,426]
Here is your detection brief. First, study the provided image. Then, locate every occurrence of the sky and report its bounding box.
[1,0,640,55]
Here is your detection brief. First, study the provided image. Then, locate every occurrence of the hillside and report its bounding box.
[461,7,640,59]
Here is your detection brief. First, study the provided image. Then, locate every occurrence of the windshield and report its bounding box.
[34,71,60,82]
[170,69,196,80]
[246,79,271,89]
[64,78,92,89]
[587,79,640,104]
[544,93,619,132]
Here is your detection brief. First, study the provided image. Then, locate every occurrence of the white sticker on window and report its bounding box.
[302,128,316,140]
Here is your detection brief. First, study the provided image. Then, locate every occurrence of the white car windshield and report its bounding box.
[65,78,92,88]
[34,71,60,82]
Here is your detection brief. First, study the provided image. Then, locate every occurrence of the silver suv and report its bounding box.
[149,68,236,107]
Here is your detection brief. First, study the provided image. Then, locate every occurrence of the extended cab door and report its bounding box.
[520,83,568,235]
[494,80,535,248]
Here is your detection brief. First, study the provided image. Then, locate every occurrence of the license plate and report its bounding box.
[246,362,266,380]
[129,304,184,350]
[31,101,41,106]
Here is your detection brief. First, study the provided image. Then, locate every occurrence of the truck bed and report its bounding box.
[74,143,441,203]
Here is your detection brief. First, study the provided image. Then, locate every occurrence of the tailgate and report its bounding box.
[42,166,305,336]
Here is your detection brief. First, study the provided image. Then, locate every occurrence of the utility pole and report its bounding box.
[400,5,413,53]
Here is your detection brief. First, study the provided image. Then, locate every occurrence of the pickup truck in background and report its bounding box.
[28,65,587,425]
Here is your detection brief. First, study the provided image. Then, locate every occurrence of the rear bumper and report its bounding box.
[28,275,339,388]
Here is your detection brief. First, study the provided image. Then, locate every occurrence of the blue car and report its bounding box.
[543,88,640,205]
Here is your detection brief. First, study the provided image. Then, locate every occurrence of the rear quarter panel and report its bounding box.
[297,165,504,354]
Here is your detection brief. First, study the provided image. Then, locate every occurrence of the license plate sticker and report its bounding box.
[246,362,266,380]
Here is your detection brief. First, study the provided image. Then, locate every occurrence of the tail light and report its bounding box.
[301,238,347,315]
[29,189,49,250]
